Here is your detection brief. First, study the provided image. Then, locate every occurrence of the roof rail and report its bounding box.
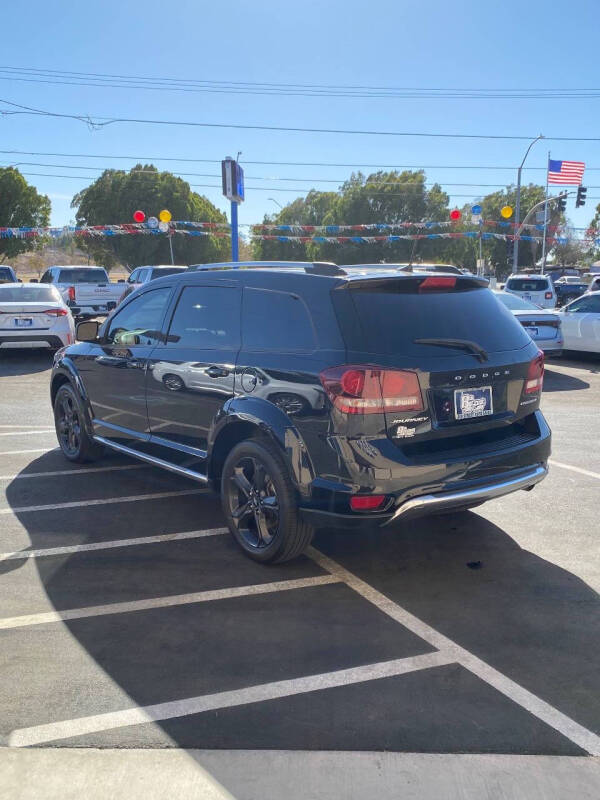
[304,262,346,276]
[187,260,346,276]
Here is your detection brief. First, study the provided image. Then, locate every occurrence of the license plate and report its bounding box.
[14,318,33,327]
[454,386,493,420]
[523,294,532,300]
[525,327,539,337]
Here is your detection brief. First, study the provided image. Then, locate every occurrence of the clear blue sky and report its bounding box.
[2,0,599,236]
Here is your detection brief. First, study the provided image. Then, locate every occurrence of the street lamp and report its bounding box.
[513,134,544,272]
[268,197,283,210]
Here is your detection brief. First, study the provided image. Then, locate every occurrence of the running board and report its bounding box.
[93,436,209,483]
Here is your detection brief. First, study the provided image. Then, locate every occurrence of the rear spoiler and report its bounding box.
[337,274,489,293]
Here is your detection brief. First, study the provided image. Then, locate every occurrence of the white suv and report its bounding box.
[504,274,557,309]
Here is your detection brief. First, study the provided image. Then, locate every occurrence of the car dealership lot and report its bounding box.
[0,352,599,771]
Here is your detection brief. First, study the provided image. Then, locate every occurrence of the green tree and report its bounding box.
[72,165,229,269]
[0,168,50,263]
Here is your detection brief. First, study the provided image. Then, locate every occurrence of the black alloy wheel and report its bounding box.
[56,390,82,457]
[221,438,315,563]
[226,456,280,551]
[53,384,104,463]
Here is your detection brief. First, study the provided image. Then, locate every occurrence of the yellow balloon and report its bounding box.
[159,209,172,223]
[501,205,513,219]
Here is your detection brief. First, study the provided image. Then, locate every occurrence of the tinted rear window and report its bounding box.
[0,286,61,302]
[506,279,549,291]
[151,268,186,280]
[0,267,15,281]
[57,268,108,283]
[242,288,316,352]
[340,285,530,356]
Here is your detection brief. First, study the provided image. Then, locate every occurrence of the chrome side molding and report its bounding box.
[386,464,548,523]
[93,436,209,483]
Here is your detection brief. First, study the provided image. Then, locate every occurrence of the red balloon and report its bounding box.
[450,209,461,221]
[133,210,145,222]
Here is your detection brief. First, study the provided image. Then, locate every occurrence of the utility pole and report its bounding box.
[513,134,544,273]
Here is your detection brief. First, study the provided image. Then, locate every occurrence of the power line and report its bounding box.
[16,173,600,201]
[2,149,578,170]
[0,161,556,188]
[3,98,600,141]
[1,66,599,100]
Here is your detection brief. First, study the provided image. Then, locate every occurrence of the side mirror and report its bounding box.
[76,320,100,342]
[29,278,38,283]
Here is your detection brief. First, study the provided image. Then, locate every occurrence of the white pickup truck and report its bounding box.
[38,266,125,319]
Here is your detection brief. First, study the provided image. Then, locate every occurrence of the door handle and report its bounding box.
[206,365,229,378]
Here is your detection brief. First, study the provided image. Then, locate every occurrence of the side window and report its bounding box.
[127,270,138,284]
[242,288,316,352]
[567,296,600,314]
[166,286,240,349]
[40,270,53,284]
[106,287,171,346]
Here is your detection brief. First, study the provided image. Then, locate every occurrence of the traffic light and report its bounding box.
[576,186,587,208]
[506,238,514,265]
[557,193,567,213]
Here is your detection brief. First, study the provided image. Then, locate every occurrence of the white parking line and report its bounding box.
[0,447,56,457]
[8,651,452,747]
[0,425,55,429]
[0,574,339,631]
[307,547,600,757]
[0,488,205,516]
[0,528,228,561]
[0,463,146,482]
[549,459,600,482]
[0,429,55,437]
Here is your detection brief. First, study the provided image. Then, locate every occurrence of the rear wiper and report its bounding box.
[414,338,489,362]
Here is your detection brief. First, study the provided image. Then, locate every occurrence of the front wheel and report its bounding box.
[221,437,314,563]
[54,383,104,463]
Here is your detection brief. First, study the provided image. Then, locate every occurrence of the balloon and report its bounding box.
[159,209,172,223]
[158,221,169,233]
[501,205,513,219]
[147,216,159,229]
[133,210,145,222]
[450,209,461,221]
[471,204,482,215]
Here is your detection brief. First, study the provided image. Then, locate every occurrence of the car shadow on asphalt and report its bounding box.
[4,454,600,751]
[0,349,54,376]
[543,368,590,392]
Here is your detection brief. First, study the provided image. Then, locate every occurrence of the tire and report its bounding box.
[53,383,104,463]
[221,436,314,563]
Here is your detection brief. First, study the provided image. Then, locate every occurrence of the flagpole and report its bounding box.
[541,151,550,275]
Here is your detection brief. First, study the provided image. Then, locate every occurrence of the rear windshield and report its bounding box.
[150,267,186,280]
[506,278,549,291]
[495,293,538,311]
[0,267,15,281]
[57,268,108,283]
[339,284,530,356]
[0,286,61,302]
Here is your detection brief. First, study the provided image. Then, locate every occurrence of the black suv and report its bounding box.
[50,261,550,562]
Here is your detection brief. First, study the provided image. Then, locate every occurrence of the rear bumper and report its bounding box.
[384,463,547,523]
[68,302,116,317]
[300,463,548,529]
[0,334,65,349]
[299,409,551,530]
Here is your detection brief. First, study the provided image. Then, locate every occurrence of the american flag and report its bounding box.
[547,159,585,185]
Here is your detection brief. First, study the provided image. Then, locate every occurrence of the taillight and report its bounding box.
[43,308,68,317]
[525,351,544,394]
[545,291,553,300]
[350,495,386,511]
[418,276,457,292]
[67,286,76,302]
[320,366,424,414]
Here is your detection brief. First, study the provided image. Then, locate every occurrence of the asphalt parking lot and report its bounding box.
[0,350,599,763]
